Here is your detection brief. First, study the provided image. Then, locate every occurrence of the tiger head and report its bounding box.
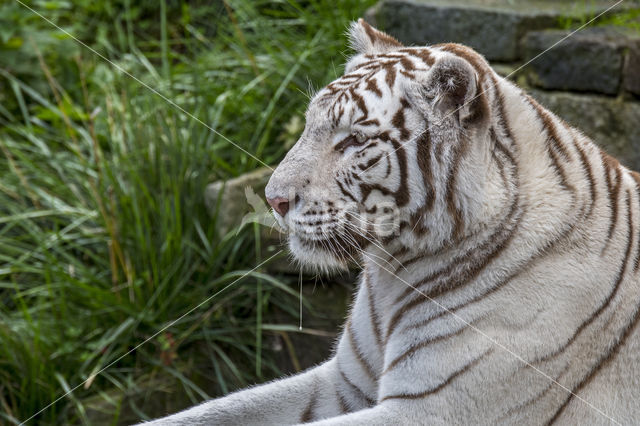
[265,20,497,271]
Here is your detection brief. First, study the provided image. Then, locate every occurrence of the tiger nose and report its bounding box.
[267,197,290,217]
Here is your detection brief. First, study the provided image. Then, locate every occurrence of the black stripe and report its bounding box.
[525,96,575,195]
[400,48,435,66]
[336,179,358,203]
[347,319,377,381]
[384,63,396,93]
[601,151,621,245]
[383,319,475,375]
[300,380,317,422]
[572,134,597,219]
[536,190,634,365]
[630,171,640,271]
[488,73,517,156]
[365,78,382,97]
[338,365,376,406]
[498,361,571,422]
[444,133,469,240]
[386,196,521,342]
[380,349,492,402]
[410,127,436,235]
[386,134,410,207]
[358,154,383,171]
[335,388,349,414]
[547,227,640,424]
[365,274,384,349]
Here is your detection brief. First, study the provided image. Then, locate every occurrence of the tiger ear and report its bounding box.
[348,18,403,55]
[423,56,488,127]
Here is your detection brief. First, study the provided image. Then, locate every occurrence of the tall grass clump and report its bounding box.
[0,0,376,424]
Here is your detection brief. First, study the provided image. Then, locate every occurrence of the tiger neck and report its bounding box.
[358,98,520,301]
[359,74,586,307]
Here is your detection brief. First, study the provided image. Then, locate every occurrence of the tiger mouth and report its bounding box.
[293,230,367,264]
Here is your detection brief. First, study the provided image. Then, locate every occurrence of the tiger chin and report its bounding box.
[145,19,640,425]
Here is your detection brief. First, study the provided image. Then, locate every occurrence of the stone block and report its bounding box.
[530,89,640,172]
[523,27,627,95]
[366,0,622,62]
[623,40,640,96]
[204,166,274,236]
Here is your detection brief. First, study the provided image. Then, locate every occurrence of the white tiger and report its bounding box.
[145,20,640,425]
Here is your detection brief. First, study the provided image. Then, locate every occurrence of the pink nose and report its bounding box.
[267,197,290,217]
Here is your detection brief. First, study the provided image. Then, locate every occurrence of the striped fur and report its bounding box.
[146,20,640,425]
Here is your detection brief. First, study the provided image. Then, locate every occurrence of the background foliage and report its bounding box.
[0,0,375,424]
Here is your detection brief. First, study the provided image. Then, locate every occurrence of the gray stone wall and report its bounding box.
[367,0,640,171]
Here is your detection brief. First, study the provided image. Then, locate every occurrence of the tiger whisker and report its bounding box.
[340,223,405,271]
[328,218,401,273]
[335,214,408,272]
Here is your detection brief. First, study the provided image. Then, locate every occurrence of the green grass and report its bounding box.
[599,8,640,33]
[0,1,375,424]
[556,1,640,33]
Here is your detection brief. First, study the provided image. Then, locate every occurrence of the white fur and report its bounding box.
[144,21,640,425]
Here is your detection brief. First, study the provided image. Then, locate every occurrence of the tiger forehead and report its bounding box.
[329,47,434,93]
[310,47,435,124]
